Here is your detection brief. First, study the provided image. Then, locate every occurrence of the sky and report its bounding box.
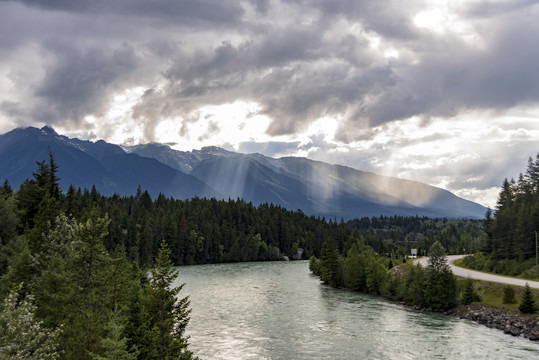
[1,0,538,208]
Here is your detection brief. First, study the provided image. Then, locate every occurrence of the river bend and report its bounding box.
[174,261,539,359]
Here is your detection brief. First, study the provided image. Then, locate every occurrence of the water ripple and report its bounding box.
[176,261,539,360]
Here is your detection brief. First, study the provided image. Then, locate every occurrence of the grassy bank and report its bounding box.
[456,254,539,281]
[456,278,539,316]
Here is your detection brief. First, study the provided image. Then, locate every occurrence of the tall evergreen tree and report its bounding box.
[461,278,480,305]
[90,307,139,360]
[425,241,457,310]
[46,148,61,200]
[519,283,537,314]
[63,211,113,360]
[320,236,343,288]
[144,241,194,360]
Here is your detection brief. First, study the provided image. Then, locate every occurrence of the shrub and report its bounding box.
[503,286,516,304]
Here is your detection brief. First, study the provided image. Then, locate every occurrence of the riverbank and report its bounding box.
[397,300,539,341]
[396,301,539,341]
[455,304,539,341]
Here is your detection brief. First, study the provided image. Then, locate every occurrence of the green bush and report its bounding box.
[503,286,516,304]
[309,255,321,276]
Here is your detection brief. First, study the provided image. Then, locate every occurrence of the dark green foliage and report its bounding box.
[461,278,481,305]
[0,193,18,275]
[462,154,539,277]
[320,237,344,288]
[308,255,321,276]
[364,253,387,294]
[144,241,193,360]
[311,233,459,310]
[400,265,427,307]
[16,150,61,230]
[380,272,401,300]
[0,238,35,300]
[344,244,367,291]
[425,242,458,310]
[1,179,13,196]
[346,216,486,257]
[62,212,114,360]
[503,286,516,304]
[483,154,539,263]
[90,307,139,360]
[519,283,537,314]
[425,270,458,310]
[0,154,196,360]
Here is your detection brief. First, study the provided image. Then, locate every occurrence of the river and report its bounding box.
[174,261,539,359]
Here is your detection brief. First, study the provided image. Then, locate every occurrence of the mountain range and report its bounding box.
[0,126,487,219]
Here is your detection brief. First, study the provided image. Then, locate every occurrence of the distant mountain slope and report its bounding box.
[257,156,485,218]
[0,126,220,200]
[0,126,487,219]
[190,154,315,209]
[127,141,487,219]
[123,144,236,173]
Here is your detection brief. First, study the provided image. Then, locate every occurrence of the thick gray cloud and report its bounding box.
[1,0,538,206]
[2,0,538,139]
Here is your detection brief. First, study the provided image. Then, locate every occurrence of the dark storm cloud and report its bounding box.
[13,0,245,26]
[34,45,141,126]
[1,0,539,146]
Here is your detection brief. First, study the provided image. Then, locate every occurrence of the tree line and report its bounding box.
[464,154,539,277]
[309,238,460,311]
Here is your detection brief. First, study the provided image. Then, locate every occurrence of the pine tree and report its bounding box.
[1,179,12,196]
[461,278,480,305]
[519,283,537,314]
[46,148,61,200]
[427,241,450,273]
[425,241,457,310]
[320,236,342,288]
[64,211,113,360]
[144,240,194,359]
[90,307,139,360]
[0,238,35,300]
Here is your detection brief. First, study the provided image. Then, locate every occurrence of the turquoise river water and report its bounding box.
[174,261,539,360]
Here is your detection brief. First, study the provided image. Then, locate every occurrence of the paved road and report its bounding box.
[414,255,539,289]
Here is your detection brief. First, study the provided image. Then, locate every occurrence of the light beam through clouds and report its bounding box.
[1,0,538,208]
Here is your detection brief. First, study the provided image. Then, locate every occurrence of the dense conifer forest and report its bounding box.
[463,154,539,277]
